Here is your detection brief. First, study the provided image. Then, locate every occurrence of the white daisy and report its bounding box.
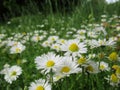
[61,39,87,57]
[55,56,82,76]
[3,65,22,84]
[48,36,59,43]
[85,61,99,74]
[42,40,51,47]
[35,52,62,74]
[87,31,98,38]
[105,74,120,86]
[10,42,26,54]
[51,43,61,51]
[29,79,51,90]
[31,35,44,42]
[0,34,6,39]
[0,64,10,75]
[77,29,86,35]
[76,56,88,66]
[98,61,110,71]
[88,38,116,48]
[56,39,66,45]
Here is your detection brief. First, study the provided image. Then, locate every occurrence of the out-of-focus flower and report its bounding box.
[10,42,26,54]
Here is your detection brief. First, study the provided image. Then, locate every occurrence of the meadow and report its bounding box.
[0,0,120,90]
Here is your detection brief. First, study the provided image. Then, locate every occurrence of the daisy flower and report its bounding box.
[0,64,10,75]
[10,42,26,54]
[29,79,51,90]
[35,52,62,74]
[42,40,51,47]
[98,61,110,71]
[48,36,59,43]
[51,43,61,51]
[89,39,116,48]
[56,39,66,45]
[77,29,86,35]
[7,41,19,47]
[106,74,120,86]
[61,39,87,57]
[0,34,6,39]
[87,31,98,38]
[31,35,44,42]
[55,56,82,76]
[77,56,88,66]
[0,65,22,84]
[115,67,120,78]
[85,61,99,74]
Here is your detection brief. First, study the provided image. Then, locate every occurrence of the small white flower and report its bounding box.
[88,54,96,59]
[51,43,61,51]
[29,79,51,90]
[48,36,59,43]
[98,61,110,71]
[31,35,44,42]
[42,40,51,47]
[87,31,98,38]
[56,39,66,45]
[85,61,99,74]
[10,42,26,54]
[0,65,22,84]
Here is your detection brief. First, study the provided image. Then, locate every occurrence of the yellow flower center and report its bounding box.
[111,74,119,83]
[61,40,65,44]
[100,65,105,70]
[77,57,86,65]
[13,43,18,46]
[116,68,120,75]
[109,52,118,61]
[46,60,55,67]
[51,38,55,41]
[79,32,84,35]
[11,71,17,76]
[69,43,79,52]
[86,65,94,72]
[36,86,44,90]
[61,66,70,73]
[112,65,119,70]
[15,48,21,53]
[22,32,26,35]
[54,46,59,49]
[99,40,103,45]
[45,42,49,45]
[37,36,40,41]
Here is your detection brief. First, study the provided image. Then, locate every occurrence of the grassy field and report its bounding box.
[0,1,120,90]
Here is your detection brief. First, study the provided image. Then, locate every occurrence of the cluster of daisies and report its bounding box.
[0,14,120,89]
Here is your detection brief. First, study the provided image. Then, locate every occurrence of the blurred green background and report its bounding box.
[0,0,120,22]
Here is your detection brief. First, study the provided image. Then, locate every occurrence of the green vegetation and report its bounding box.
[0,0,120,90]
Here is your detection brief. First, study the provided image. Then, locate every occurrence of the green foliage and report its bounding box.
[0,1,120,90]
